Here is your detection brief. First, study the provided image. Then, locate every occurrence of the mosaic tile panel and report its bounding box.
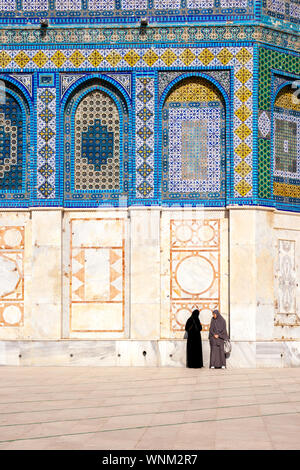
[168,106,225,195]
[135,75,155,199]
[0,0,15,10]
[258,47,300,203]
[273,86,300,202]
[64,80,130,205]
[74,89,120,191]
[162,77,226,202]
[0,92,24,192]
[37,87,56,199]
[56,0,81,10]
[170,219,220,333]
[23,0,48,11]
[0,25,297,50]
[262,0,300,24]
[0,44,255,204]
[0,0,255,20]
[121,0,148,9]
[0,226,24,327]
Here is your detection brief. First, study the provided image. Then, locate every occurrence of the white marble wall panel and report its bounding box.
[130,209,161,340]
[229,209,257,341]
[30,211,62,339]
[63,210,129,340]
[255,210,275,341]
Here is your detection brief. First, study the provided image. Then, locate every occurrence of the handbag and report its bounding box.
[224,339,232,355]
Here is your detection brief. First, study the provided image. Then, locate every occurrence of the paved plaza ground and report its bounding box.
[0,366,299,450]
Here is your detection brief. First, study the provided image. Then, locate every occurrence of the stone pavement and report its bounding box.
[0,366,299,450]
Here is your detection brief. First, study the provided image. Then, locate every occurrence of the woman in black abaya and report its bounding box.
[209,309,228,369]
[185,309,203,368]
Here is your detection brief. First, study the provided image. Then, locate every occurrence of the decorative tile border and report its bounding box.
[36,86,56,199]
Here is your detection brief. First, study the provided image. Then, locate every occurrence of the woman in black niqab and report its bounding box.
[209,309,228,369]
[185,309,203,368]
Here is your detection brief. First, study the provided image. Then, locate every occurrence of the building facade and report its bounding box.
[0,0,299,367]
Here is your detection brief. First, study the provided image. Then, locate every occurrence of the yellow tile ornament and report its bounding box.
[235,180,252,196]
[106,51,121,67]
[0,51,11,68]
[236,47,252,65]
[124,50,140,66]
[33,51,48,68]
[217,48,234,65]
[235,161,252,177]
[235,142,252,159]
[143,50,159,67]
[235,123,252,140]
[69,51,85,67]
[235,67,252,84]
[14,51,30,68]
[198,48,214,65]
[51,50,66,68]
[180,49,196,66]
[235,104,252,122]
[161,49,177,66]
[88,50,103,67]
[235,85,252,103]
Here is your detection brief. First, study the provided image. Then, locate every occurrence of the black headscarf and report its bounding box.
[186,309,201,332]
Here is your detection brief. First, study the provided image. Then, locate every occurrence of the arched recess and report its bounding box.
[272,84,300,202]
[0,81,31,197]
[160,75,227,204]
[63,77,130,206]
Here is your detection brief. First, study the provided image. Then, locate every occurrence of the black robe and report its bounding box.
[185,312,203,368]
[209,311,228,368]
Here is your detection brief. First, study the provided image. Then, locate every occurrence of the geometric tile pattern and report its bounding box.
[0,92,24,192]
[0,26,297,52]
[74,89,120,191]
[37,88,56,199]
[0,226,24,327]
[0,0,255,20]
[63,81,130,205]
[273,86,300,201]
[0,46,253,75]
[161,76,227,202]
[10,74,33,97]
[135,75,155,199]
[163,101,226,200]
[262,0,300,25]
[0,45,254,204]
[258,47,300,203]
[170,219,220,332]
